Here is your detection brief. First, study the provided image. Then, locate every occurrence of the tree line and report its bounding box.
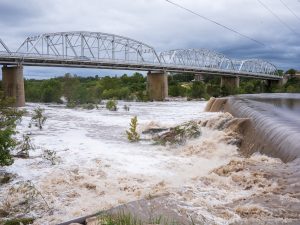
[15,69,299,105]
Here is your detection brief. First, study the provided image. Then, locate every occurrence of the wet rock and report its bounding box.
[142,128,168,134]
[0,172,15,185]
[83,183,96,190]
[86,216,99,225]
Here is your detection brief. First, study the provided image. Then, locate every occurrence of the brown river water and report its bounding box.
[0,96,299,225]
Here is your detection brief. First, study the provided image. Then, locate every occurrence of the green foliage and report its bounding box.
[285,68,296,75]
[190,81,206,98]
[24,69,300,103]
[25,73,147,104]
[41,79,62,103]
[106,100,118,111]
[0,95,24,166]
[82,103,96,110]
[31,107,47,130]
[25,79,62,103]
[126,116,140,142]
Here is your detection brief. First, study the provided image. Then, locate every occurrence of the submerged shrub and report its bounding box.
[16,135,35,159]
[123,104,130,111]
[30,107,47,130]
[82,103,95,110]
[154,121,201,145]
[106,100,118,111]
[42,149,61,165]
[126,116,140,142]
[66,101,77,108]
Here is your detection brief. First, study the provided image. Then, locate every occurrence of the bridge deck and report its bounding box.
[0,54,281,80]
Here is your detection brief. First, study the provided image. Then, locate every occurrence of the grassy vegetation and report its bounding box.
[92,211,195,225]
[1,218,34,225]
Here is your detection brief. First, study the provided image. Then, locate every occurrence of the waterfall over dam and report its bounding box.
[205,94,300,162]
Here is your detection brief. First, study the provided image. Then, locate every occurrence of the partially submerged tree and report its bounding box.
[30,107,47,130]
[16,135,35,159]
[0,94,24,166]
[106,100,118,111]
[126,116,140,142]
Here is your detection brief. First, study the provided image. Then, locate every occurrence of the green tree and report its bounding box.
[62,74,81,103]
[0,95,24,166]
[41,79,62,103]
[285,68,296,75]
[190,81,206,98]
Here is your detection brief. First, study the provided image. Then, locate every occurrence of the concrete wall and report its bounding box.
[147,71,168,101]
[2,66,25,107]
[221,76,240,90]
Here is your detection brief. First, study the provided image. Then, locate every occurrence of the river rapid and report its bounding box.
[0,99,299,225]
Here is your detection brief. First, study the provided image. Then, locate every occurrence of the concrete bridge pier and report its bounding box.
[194,74,205,82]
[1,65,25,107]
[265,79,280,90]
[147,71,168,101]
[221,76,240,91]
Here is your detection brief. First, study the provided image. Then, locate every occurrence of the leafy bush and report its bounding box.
[106,100,118,111]
[126,116,140,142]
[66,101,77,108]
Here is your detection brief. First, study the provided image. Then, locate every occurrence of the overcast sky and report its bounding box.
[0,0,299,78]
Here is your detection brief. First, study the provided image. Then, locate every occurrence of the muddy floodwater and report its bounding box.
[0,98,299,225]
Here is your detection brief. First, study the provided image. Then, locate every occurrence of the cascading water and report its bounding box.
[206,94,300,162]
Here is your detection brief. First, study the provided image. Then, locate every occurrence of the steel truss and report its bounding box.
[0,32,280,78]
[0,38,11,54]
[160,49,278,76]
[16,31,160,64]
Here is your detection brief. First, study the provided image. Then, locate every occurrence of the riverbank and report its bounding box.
[0,100,299,225]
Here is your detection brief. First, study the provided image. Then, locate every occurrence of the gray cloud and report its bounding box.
[0,0,299,78]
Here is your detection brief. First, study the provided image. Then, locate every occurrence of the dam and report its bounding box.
[206,93,300,163]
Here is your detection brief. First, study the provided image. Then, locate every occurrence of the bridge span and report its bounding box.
[0,31,282,106]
